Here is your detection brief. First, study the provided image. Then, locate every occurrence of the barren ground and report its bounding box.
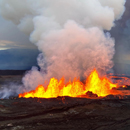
[0,76,130,130]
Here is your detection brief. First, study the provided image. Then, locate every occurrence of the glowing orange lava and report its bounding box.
[19,69,127,98]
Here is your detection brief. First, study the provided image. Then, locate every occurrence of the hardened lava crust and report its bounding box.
[0,96,130,130]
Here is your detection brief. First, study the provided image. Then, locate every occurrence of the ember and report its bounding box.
[19,69,128,98]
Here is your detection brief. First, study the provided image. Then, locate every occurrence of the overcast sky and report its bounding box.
[0,1,130,75]
[0,15,39,70]
[0,15,37,50]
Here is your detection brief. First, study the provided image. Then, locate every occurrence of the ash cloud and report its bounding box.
[0,0,126,92]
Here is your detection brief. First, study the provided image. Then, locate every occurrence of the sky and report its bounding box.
[0,15,39,70]
[0,0,130,75]
[110,0,130,74]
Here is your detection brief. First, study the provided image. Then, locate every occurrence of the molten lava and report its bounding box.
[19,69,127,98]
[85,69,117,96]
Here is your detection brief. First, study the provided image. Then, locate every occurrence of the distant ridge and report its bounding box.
[0,70,27,75]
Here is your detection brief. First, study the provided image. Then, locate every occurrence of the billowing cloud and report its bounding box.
[0,0,126,91]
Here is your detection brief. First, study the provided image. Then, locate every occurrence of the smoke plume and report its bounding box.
[0,0,126,92]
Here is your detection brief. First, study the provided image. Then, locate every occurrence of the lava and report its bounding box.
[85,69,117,97]
[19,69,129,98]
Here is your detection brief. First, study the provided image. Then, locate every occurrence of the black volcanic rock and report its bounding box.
[85,91,98,98]
[0,97,130,130]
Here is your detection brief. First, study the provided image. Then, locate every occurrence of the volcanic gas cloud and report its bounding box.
[0,0,129,98]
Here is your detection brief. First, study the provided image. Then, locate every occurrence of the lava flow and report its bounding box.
[19,69,129,98]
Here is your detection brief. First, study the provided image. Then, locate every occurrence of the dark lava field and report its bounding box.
[0,97,130,130]
[0,75,130,130]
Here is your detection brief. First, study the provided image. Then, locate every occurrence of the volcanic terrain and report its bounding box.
[0,74,130,130]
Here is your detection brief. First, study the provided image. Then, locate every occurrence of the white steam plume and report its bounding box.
[0,0,126,92]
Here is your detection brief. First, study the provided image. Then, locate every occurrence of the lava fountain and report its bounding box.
[19,69,128,98]
[0,0,127,99]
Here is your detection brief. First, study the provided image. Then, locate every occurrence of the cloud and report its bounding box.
[0,40,15,50]
[0,0,126,91]
[0,16,36,50]
[0,40,37,50]
[0,40,15,44]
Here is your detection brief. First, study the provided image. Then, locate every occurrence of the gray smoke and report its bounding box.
[0,0,126,93]
[0,83,23,99]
